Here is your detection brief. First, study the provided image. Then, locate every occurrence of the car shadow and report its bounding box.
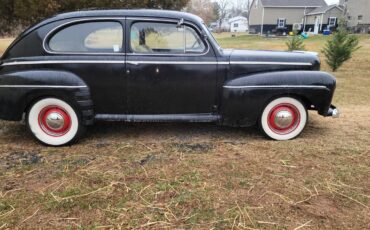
[0,117,331,146]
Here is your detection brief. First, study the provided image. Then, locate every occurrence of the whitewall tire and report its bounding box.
[27,98,83,146]
[260,97,307,141]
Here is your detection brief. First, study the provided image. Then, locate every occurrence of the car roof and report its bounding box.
[42,9,203,26]
[19,9,203,40]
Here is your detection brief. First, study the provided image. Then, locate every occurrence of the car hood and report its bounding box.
[228,49,321,76]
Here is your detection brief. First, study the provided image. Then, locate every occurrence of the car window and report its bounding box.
[185,26,206,53]
[48,21,123,53]
[130,22,206,54]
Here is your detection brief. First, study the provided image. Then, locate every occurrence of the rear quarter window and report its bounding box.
[47,21,123,54]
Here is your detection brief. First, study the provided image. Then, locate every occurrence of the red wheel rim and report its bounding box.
[267,103,300,135]
[38,106,71,137]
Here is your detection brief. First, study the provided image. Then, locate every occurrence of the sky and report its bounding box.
[326,0,339,4]
[213,0,340,6]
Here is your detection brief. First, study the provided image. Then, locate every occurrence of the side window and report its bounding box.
[130,22,206,54]
[48,21,123,53]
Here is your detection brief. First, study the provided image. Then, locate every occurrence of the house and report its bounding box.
[209,19,230,32]
[229,16,249,32]
[341,0,370,33]
[304,4,344,34]
[249,0,342,35]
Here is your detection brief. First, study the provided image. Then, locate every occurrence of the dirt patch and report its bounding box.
[139,154,157,165]
[299,195,340,219]
[169,142,214,154]
[0,151,42,170]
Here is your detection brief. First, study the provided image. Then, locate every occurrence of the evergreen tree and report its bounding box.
[285,33,306,51]
[322,19,360,72]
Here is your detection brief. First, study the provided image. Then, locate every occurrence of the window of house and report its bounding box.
[358,15,363,20]
[329,17,337,26]
[130,22,206,54]
[277,18,286,28]
[234,23,239,28]
[48,21,123,53]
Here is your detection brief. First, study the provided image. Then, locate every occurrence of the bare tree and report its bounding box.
[230,0,252,18]
[216,0,230,31]
[185,0,218,25]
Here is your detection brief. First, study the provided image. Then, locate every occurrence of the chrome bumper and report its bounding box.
[327,105,340,118]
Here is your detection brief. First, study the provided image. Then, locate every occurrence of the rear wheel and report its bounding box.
[260,97,307,141]
[27,98,84,146]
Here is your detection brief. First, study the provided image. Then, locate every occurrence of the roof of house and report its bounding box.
[229,16,248,23]
[261,0,327,7]
[305,4,344,15]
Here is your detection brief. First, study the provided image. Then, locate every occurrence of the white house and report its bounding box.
[209,19,230,32]
[229,16,249,32]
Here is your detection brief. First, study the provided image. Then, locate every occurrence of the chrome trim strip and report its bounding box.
[1,60,126,66]
[230,61,312,66]
[43,17,126,56]
[2,60,229,66]
[0,85,87,88]
[126,17,178,22]
[127,61,220,65]
[2,60,312,66]
[223,85,328,89]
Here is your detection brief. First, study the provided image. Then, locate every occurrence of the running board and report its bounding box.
[94,114,221,123]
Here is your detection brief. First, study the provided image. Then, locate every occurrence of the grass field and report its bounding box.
[0,34,369,229]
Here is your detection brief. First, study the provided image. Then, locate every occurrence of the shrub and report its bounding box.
[285,32,305,51]
[322,19,360,72]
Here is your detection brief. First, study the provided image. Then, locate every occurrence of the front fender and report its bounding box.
[220,71,336,127]
[0,70,93,124]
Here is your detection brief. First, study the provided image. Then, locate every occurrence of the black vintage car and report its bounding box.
[0,9,339,146]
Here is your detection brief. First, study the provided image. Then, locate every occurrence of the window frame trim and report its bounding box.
[126,17,210,57]
[328,17,337,26]
[43,18,126,56]
[277,18,286,28]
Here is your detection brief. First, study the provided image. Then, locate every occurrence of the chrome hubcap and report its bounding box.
[45,112,65,130]
[274,110,294,129]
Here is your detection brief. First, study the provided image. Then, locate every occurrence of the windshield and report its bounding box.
[201,23,221,51]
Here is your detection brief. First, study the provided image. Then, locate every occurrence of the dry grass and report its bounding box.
[0,34,369,229]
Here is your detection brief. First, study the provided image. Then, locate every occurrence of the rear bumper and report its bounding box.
[326,105,340,118]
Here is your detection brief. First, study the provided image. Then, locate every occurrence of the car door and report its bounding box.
[125,18,219,115]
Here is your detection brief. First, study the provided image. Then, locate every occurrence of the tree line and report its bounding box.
[0,0,190,36]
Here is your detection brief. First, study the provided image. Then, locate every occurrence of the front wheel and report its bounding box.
[260,97,307,141]
[27,98,84,146]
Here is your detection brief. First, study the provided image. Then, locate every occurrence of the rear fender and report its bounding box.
[0,70,93,125]
[220,71,336,127]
